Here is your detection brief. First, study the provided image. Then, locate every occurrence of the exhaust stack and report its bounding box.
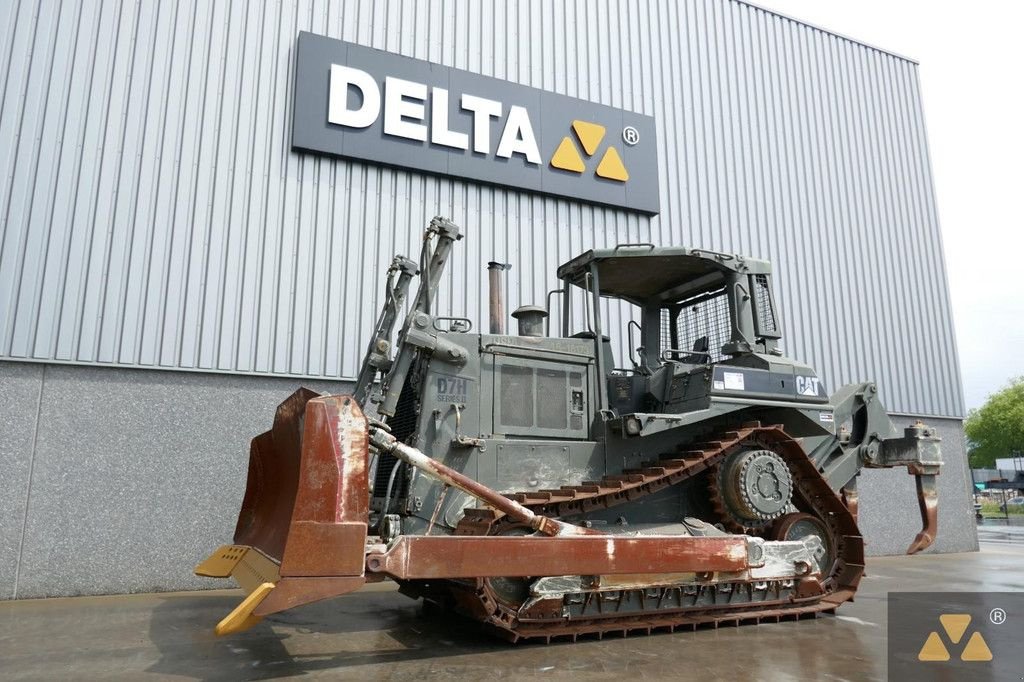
[487,262,509,334]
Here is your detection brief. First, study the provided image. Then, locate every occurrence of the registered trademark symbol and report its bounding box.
[622,126,640,146]
[990,607,1007,625]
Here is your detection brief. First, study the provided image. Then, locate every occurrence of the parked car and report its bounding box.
[999,496,1024,512]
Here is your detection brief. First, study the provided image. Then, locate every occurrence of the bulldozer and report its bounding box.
[196,217,942,642]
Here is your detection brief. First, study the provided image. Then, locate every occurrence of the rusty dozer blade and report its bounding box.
[195,390,370,635]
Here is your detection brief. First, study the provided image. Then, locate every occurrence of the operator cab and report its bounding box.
[555,245,811,414]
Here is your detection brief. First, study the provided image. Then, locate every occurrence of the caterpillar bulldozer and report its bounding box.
[196,217,942,642]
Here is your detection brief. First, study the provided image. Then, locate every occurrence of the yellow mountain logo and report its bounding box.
[550,120,629,182]
[917,614,993,662]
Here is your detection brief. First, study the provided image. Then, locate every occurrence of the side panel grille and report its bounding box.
[373,380,418,498]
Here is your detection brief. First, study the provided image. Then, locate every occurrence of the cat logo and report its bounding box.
[550,120,630,182]
[917,614,993,662]
[795,375,820,397]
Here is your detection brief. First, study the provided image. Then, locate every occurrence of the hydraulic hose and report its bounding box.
[377,460,404,531]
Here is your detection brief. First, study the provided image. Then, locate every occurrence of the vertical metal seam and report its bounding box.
[114,1,162,365]
[903,63,963,414]
[1,0,44,354]
[29,0,85,359]
[71,0,127,362]
[102,0,148,364]
[49,1,105,360]
[218,0,255,370]
[13,0,67,359]
[12,362,45,599]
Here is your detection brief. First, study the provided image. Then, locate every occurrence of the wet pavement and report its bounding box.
[977,519,1024,545]
[1,539,1021,681]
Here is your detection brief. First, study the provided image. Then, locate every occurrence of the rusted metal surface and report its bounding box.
[907,473,939,555]
[841,481,859,524]
[280,522,368,577]
[366,535,749,579]
[498,600,841,643]
[200,394,375,624]
[291,396,369,524]
[234,388,321,560]
[254,576,365,617]
[525,536,823,596]
[278,395,370,577]
[487,261,507,334]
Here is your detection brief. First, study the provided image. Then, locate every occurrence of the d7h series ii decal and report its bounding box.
[291,32,659,214]
[435,375,469,404]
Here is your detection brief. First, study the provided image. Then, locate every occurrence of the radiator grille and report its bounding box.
[499,365,534,427]
[537,368,568,429]
[497,363,583,433]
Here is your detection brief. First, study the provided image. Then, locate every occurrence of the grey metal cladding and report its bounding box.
[0,0,964,418]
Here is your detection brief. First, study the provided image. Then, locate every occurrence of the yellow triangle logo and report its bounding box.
[917,631,950,661]
[548,120,630,181]
[550,137,585,173]
[939,614,971,644]
[595,147,629,182]
[571,120,605,156]
[961,632,993,662]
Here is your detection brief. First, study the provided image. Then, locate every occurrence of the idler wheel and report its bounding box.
[485,525,534,607]
[772,512,837,577]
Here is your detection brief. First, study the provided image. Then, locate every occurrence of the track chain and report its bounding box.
[436,420,864,642]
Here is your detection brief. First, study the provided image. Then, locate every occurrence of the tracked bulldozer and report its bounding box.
[196,217,942,642]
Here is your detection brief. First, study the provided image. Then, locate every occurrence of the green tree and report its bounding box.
[964,377,1024,468]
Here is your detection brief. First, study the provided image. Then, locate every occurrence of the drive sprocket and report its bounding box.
[709,447,793,531]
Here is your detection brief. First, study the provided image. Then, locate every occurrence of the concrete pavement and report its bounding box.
[1,540,1022,681]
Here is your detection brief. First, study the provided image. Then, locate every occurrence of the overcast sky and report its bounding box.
[752,0,1024,413]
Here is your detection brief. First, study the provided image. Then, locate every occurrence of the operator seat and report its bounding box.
[681,336,710,364]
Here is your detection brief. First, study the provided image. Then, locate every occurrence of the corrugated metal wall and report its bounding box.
[0,0,963,417]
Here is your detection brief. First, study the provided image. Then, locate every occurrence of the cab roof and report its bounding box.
[556,245,771,306]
